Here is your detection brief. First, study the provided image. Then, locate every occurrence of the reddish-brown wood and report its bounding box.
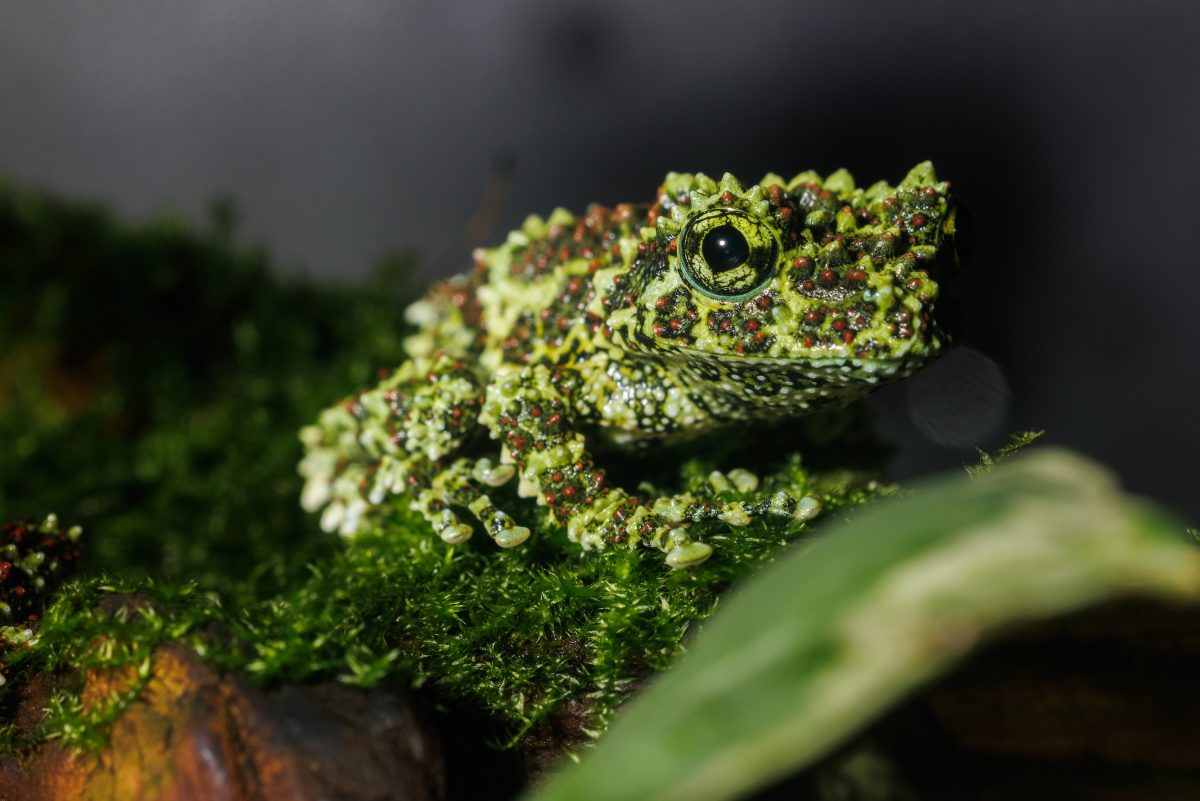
[0,644,444,801]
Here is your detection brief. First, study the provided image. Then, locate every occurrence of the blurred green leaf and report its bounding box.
[525,449,1200,801]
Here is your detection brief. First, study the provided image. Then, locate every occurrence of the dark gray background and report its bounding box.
[2,1,1197,521]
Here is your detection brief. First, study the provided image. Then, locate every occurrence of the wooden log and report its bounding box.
[0,643,446,801]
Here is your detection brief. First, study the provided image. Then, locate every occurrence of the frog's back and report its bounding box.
[404,203,652,370]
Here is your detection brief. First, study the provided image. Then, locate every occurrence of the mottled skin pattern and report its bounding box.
[300,162,958,567]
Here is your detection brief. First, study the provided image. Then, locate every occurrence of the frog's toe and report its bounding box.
[472,457,515,487]
[794,494,822,521]
[438,523,474,544]
[422,498,475,545]
[494,526,531,548]
[482,513,531,548]
[320,497,368,536]
[368,454,412,504]
[318,501,345,534]
[718,502,753,527]
[666,540,713,569]
[726,468,760,493]
[762,491,798,517]
[660,526,712,568]
[708,469,760,495]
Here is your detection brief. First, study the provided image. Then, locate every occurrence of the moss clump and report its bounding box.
[0,180,415,599]
[231,452,887,741]
[0,180,890,751]
[5,452,888,750]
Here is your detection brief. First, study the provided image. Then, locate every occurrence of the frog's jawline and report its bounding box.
[591,348,936,450]
[657,346,934,402]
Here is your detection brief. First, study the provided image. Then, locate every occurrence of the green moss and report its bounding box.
[965,430,1045,477]
[0,179,416,598]
[3,452,887,749]
[230,453,886,742]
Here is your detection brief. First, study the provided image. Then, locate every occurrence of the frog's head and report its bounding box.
[614,162,962,413]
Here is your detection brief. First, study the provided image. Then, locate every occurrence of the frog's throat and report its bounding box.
[641,347,940,418]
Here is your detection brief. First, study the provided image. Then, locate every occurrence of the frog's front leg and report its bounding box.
[481,365,767,568]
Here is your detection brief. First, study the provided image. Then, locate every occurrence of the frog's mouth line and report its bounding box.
[645,345,942,397]
[660,341,944,377]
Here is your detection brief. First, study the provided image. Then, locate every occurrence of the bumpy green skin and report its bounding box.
[300,163,957,567]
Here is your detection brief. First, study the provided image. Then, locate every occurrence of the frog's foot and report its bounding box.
[591,473,826,567]
[614,490,814,569]
[743,492,823,522]
[597,471,821,567]
[564,494,714,568]
[560,476,821,569]
[412,458,529,548]
[660,527,713,569]
[299,354,484,536]
[700,468,823,525]
[412,488,475,545]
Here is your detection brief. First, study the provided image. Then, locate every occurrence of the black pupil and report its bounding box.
[701,224,750,273]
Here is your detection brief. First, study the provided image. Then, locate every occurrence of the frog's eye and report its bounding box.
[679,209,779,301]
